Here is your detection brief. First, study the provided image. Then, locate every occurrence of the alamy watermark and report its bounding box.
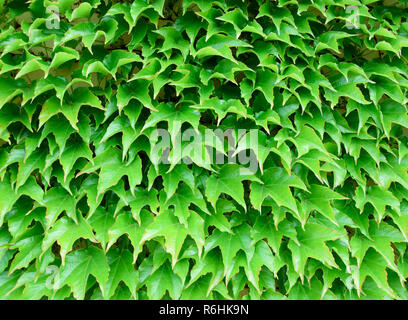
[45,265,60,290]
[46,5,60,30]
[148,125,261,174]
[345,5,360,30]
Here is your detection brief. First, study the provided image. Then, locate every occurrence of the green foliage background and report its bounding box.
[1,0,408,300]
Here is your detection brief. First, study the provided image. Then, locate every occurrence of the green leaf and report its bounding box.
[58,246,109,300]
[140,209,188,267]
[146,260,184,299]
[206,164,261,210]
[42,216,95,265]
[355,186,400,221]
[288,223,346,281]
[108,209,154,263]
[250,167,307,213]
[104,249,138,299]
[9,223,44,273]
[43,187,77,229]
[301,184,347,226]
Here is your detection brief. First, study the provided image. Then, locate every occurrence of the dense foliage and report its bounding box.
[1,0,408,300]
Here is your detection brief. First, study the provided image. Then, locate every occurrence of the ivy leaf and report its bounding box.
[117,80,156,112]
[288,223,346,281]
[206,164,261,210]
[43,187,77,229]
[352,250,397,298]
[88,208,115,251]
[78,147,142,198]
[160,183,208,227]
[58,246,109,300]
[195,34,252,64]
[114,187,159,224]
[355,186,400,222]
[39,88,103,130]
[187,249,224,297]
[294,126,332,159]
[192,97,248,125]
[59,139,93,182]
[104,249,138,299]
[146,260,184,299]
[301,184,347,226]
[315,32,355,54]
[140,209,188,267]
[379,99,408,138]
[0,177,19,225]
[155,27,190,60]
[42,216,95,265]
[9,223,44,274]
[245,241,276,292]
[161,164,195,200]
[251,215,298,256]
[108,209,154,263]
[15,148,47,191]
[142,102,201,144]
[40,116,75,153]
[204,223,253,278]
[250,167,308,214]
